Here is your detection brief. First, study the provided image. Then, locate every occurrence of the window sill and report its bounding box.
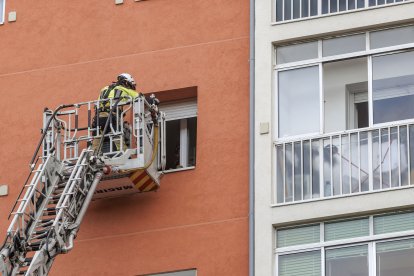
[162,166,195,174]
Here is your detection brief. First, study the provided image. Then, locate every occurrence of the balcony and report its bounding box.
[274,0,412,23]
[275,121,414,204]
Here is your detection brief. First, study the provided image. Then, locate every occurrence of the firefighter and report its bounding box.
[92,73,139,153]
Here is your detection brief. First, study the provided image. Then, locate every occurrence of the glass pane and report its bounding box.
[371,26,414,49]
[399,126,409,186]
[339,0,347,11]
[410,125,414,184]
[390,127,399,187]
[330,0,338,12]
[278,66,320,137]
[323,138,333,197]
[326,245,368,276]
[380,128,390,189]
[369,0,376,6]
[284,0,292,20]
[374,211,414,234]
[276,0,284,21]
[293,0,301,19]
[332,136,341,195]
[377,239,414,276]
[322,0,329,13]
[279,251,321,276]
[311,140,321,198]
[187,117,197,167]
[301,0,309,17]
[294,142,302,201]
[373,51,414,124]
[348,0,356,9]
[325,218,369,241]
[341,135,350,194]
[323,57,368,133]
[350,133,360,193]
[277,224,320,247]
[323,34,365,57]
[372,129,381,190]
[359,131,369,192]
[310,0,318,15]
[303,141,311,199]
[277,42,318,64]
[285,143,294,202]
[357,0,365,7]
[276,145,285,203]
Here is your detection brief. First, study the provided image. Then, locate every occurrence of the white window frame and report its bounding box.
[159,99,197,173]
[272,0,412,24]
[274,211,414,276]
[274,25,414,142]
[0,0,5,25]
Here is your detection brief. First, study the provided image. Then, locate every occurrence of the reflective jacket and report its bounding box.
[98,85,139,110]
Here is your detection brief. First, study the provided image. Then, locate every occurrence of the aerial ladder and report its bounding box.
[0,94,166,276]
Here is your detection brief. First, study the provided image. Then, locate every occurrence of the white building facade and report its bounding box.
[255,1,414,275]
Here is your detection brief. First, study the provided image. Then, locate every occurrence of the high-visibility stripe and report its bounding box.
[128,169,160,192]
[134,175,150,189]
[139,178,154,192]
[143,182,156,192]
[130,170,146,183]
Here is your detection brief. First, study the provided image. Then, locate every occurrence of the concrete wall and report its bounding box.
[0,1,250,275]
[255,2,414,276]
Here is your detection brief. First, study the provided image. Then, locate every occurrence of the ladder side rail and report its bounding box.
[53,149,90,213]
[26,172,103,276]
[24,158,64,241]
[7,155,54,238]
[52,150,92,244]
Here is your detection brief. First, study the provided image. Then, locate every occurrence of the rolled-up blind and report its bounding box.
[325,218,369,241]
[377,238,414,253]
[159,98,197,121]
[374,211,414,235]
[277,224,320,248]
[279,250,321,276]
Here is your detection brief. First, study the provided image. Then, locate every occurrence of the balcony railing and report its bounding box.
[275,121,414,204]
[274,0,411,23]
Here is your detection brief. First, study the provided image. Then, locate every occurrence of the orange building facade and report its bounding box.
[0,1,250,275]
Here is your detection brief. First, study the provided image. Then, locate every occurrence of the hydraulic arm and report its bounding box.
[0,95,164,276]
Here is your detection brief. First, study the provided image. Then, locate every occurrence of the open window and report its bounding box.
[156,87,197,172]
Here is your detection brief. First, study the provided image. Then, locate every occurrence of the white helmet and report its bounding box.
[117,73,136,90]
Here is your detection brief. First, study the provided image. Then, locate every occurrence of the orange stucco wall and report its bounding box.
[0,1,249,275]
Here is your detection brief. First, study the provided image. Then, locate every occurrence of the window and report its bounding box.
[0,0,5,24]
[275,211,414,276]
[140,269,197,276]
[275,0,410,23]
[159,98,197,171]
[275,27,414,138]
[278,66,320,137]
[275,26,414,204]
